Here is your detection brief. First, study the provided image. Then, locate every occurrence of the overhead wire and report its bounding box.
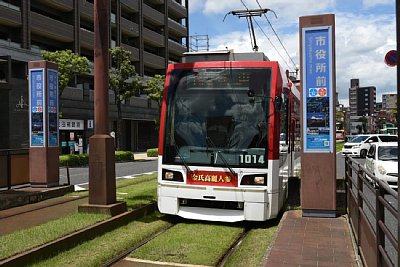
[239,0,294,72]
[254,0,298,70]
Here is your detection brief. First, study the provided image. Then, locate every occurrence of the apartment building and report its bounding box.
[348,78,376,117]
[0,0,189,152]
[382,93,397,112]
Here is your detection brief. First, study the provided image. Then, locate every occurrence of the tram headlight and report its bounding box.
[162,169,184,182]
[240,174,267,186]
[254,176,265,185]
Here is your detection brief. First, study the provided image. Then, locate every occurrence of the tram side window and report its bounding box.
[279,95,289,154]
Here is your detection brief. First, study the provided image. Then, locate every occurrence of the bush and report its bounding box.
[115,151,135,161]
[59,151,134,167]
[59,154,89,167]
[147,148,158,157]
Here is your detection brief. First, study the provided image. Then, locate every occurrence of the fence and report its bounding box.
[345,156,398,267]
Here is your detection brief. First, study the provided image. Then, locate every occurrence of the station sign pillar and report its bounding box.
[300,14,337,217]
[28,60,59,187]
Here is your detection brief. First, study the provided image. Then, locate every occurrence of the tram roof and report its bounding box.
[182,50,270,63]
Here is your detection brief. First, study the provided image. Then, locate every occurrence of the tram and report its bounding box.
[157,51,300,222]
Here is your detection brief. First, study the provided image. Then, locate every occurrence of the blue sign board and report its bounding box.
[302,26,333,153]
[29,69,45,147]
[47,69,59,147]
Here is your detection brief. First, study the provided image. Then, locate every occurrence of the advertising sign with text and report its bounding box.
[47,69,59,147]
[302,26,334,153]
[29,69,45,147]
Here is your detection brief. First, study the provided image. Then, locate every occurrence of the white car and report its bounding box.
[341,134,397,158]
[365,142,398,190]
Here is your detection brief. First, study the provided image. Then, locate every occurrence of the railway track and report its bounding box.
[104,221,253,267]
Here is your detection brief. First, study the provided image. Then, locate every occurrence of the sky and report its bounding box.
[188,0,396,107]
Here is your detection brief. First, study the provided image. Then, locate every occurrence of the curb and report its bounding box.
[0,185,74,211]
[0,202,157,267]
[259,210,290,266]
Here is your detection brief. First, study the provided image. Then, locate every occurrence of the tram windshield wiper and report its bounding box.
[206,137,237,177]
[173,143,191,173]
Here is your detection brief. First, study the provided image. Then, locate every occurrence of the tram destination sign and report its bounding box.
[302,26,334,153]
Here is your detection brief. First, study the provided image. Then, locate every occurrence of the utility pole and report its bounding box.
[224,9,274,52]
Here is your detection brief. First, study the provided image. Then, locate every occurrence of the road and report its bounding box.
[59,159,158,187]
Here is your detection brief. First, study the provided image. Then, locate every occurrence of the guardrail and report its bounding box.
[0,149,29,190]
[345,156,398,267]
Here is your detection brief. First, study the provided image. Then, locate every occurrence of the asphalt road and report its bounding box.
[59,159,158,187]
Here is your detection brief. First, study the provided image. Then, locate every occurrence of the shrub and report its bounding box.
[115,151,135,161]
[147,148,158,157]
[59,151,134,167]
[59,154,89,167]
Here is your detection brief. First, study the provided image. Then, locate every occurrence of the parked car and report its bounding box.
[364,142,398,190]
[341,134,397,158]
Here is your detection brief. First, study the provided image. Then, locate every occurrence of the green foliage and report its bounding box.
[115,151,135,161]
[59,154,89,167]
[59,151,134,167]
[41,50,90,97]
[109,47,141,150]
[109,47,140,102]
[146,148,158,157]
[143,74,165,109]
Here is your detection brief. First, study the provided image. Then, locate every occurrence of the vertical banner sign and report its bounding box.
[29,69,45,147]
[302,26,333,153]
[47,69,59,147]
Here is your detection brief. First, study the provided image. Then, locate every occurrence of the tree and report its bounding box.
[41,50,90,98]
[109,47,140,150]
[143,74,165,127]
[358,116,368,133]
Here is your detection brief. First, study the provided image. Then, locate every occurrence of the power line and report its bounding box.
[254,0,298,69]
[238,0,294,71]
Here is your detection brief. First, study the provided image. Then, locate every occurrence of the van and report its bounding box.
[341,134,397,158]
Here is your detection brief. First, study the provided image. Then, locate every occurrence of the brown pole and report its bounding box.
[79,0,126,215]
[94,0,109,135]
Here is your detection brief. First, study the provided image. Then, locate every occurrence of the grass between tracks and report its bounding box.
[0,174,157,261]
[131,221,244,266]
[28,213,173,267]
[224,220,280,267]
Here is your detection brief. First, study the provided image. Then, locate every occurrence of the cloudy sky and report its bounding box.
[188,0,396,106]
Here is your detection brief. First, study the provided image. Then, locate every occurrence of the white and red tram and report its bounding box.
[157,52,300,222]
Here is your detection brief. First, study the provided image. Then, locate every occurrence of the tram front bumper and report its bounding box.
[157,184,274,222]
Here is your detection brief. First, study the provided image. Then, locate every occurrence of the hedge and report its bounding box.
[59,151,135,167]
[146,148,158,157]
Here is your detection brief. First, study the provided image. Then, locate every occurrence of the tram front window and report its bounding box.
[163,67,272,168]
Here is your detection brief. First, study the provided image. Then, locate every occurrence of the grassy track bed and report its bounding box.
[0,213,109,260]
[1,174,157,260]
[224,220,280,267]
[130,221,244,266]
[28,213,173,267]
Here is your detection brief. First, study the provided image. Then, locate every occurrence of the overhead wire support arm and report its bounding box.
[223,8,274,52]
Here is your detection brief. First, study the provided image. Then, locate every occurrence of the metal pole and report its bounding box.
[396,1,400,267]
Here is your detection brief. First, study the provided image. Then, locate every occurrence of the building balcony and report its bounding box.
[80,28,94,49]
[168,18,186,37]
[80,0,94,20]
[31,12,73,42]
[36,0,73,12]
[144,51,165,69]
[143,27,164,47]
[143,3,164,26]
[146,0,165,5]
[121,0,139,13]
[168,39,186,56]
[121,17,139,37]
[121,43,139,61]
[0,4,21,27]
[168,0,187,19]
